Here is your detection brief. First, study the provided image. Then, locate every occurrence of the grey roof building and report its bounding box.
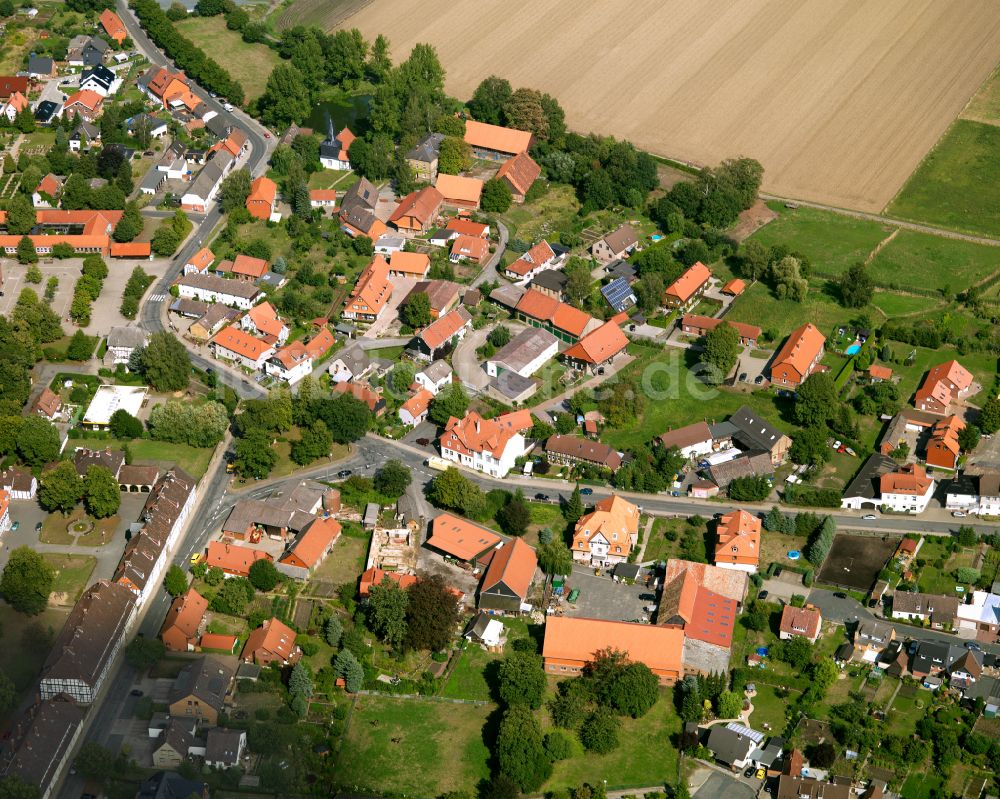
[488,327,558,377]
[168,656,235,718]
[137,771,207,799]
[706,723,761,767]
[2,698,86,799]
[27,54,55,77]
[406,131,445,163]
[842,453,898,505]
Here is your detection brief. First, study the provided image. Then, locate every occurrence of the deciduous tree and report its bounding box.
[248,559,279,591]
[137,332,191,392]
[84,465,121,519]
[163,564,188,597]
[17,416,61,469]
[497,651,547,709]
[496,705,551,791]
[367,577,409,647]
[481,177,512,213]
[700,322,740,384]
[39,461,84,514]
[404,574,458,652]
[468,75,512,125]
[374,459,411,498]
[0,547,55,615]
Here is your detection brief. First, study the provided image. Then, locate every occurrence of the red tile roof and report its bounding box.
[714,510,760,568]
[496,151,541,196]
[779,604,822,639]
[880,464,933,495]
[543,617,684,678]
[64,90,102,112]
[506,240,555,277]
[389,186,443,227]
[515,288,560,320]
[232,254,268,279]
[680,314,761,341]
[100,9,128,43]
[435,173,484,206]
[451,234,489,261]
[440,411,521,462]
[388,251,431,276]
[664,261,711,304]
[463,120,532,155]
[205,541,272,576]
[562,320,629,364]
[281,517,341,570]
[359,568,418,597]
[242,617,298,663]
[419,307,471,350]
[110,242,151,258]
[347,255,392,316]
[481,537,537,600]
[721,278,746,296]
[426,512,501,561]
[211,326,272,361]
[771,322,826,384]
[445,218,489,237]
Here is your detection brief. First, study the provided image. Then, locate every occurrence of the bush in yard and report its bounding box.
[544,730,572,761]
[956,567,981,584]
[66,330,95,361]
[481,177,513,212]
[716,690,743,719]
[580,708,620,753]
[109,409,143,439]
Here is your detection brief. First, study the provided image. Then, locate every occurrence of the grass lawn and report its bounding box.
[499,183,581,243]
[726,279,849,342]
[40,508,119,548]
[866,229,1000,294]
[482,501,568,548]
[306,533,368,592]
[642,517,686,564]
[174,16,281,102]
[22,127,56,153]
[886,688,932,736]
[963,65,1000,123]
[544,693,681,791]
[308,170,359,192]
[440,645,496,702]
[870,291,942,317]
[129,439,216,478]
[334,696,492,797]
[748,203,891,280]
[887,119,1000,238]
[813,451,862,491]
[43,553,97,604]
[749,683,796,731]
[269,433,351,479]
[0,603,69,698]
[901,771,945,799]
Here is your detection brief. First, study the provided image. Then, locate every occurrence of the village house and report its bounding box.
[189,306,238,341]
[478,537,538,613]
[68,121,101,153]
[0,90,28,123]
[66,35,109,68]
[561,319,630,373]
[339,177,386,239]
[601,276,637,314]
[439,410,529,478]
[31,387,62,421]
[591,224,639,265]
[210,326,275,371]
[664,262,712,309]
[504,240,558,281]
[181,150,235,212]
[768,322,826,388]
[406,279,461,319]
[405,132,445,181]
[159,588,208,652]
[246,176,277,221]
[679,315,761,347]
[27,54,56,79]
[205,541,272,577]
[204,728,247,770]
[543,617,684,684]
[387,251,431,279]
[277,517,342,580]
[309,189,337,211]
[915,360,974,415]
[99,9,128,45]
[713,510,760,573]
[779,605,822,642]
[333,381,386,416]
[168,656,234,726]
[487,327,558,380]
[707,724,763,772]
[241,301,289,344]
[343,255,393,321]
[413,306,472,360]
[3,698,86,799]
[425,513,502,566]
[415,359,454,394]
[450,234,490,264]
[545,434,623,471]
[880,463,935,514]
[104,325,148,368]
[399,388,433,427]
[925,414,964,470]
[514,289,597,344]
[230,254,269,284]
[436,173,484,210]
[265,328,334,385]
[463,119,532,161]
[388,185,443,236]
[496,151,541,202]
[0,466,37,500]
[79,64,122,98]
[956,591,1000,637]
[63,90,103,122]
[32,173,62,208]
[853,619,896,663]
[658,421,715,460]
[891,591,959,629]
[530,269,568,301]
[571,495,640,567]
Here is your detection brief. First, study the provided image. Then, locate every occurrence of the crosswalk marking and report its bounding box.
[148,293,166,302]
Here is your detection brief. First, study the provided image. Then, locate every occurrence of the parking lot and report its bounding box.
[689,766,759,799]
[560,564,655,623]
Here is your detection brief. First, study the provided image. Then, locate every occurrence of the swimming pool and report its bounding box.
[650,234,664,242]
[845,344,861,355]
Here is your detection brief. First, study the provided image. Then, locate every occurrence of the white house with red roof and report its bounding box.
[439,411,528,478]
[504,240,559,282]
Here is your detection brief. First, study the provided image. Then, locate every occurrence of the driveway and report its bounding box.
[363,276,416,338]
[689,766,759,799]
[472,220,508,287]
[560,564,654,622]
[760,570,807,605]
[451,324,492,390]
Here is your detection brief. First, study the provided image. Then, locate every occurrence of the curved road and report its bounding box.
[472,219,509,287]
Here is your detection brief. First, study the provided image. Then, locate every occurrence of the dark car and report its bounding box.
[534,493,549,501]
[416,438,430,446]
[773,566,782,577]
[580,487,593,495]
[34,522,42,532]
[130,689,143,697]
[758,590,769,600]
[833,592,848,599]
[754,375,764,384]
[597,367,606,375]
[744,767,756,778]
[739,372,748,382]
[337,470,352,478]
[639,593,656,602]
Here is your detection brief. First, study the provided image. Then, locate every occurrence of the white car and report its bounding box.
[832,440,842,449]
[223,103,234,112]
[862,514,877,520]
[952,511,967,518]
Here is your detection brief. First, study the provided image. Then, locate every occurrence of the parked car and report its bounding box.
[833,592,848,599]
[773,567,782,577]
[952,511,967,517]
[754,375,764,384]
[534,493,549,501]
[223,103,234,111]
[744,767,756,778]
[10,521,18,531]
[739,372,748,382]
[337,470,352,478]
[862,514,877,520]
[416,438,430,446]
[758,590,768,600]
[755,769,766,780]
[130,689,143,697]
[580,487,593,495]
[34,522,42,532]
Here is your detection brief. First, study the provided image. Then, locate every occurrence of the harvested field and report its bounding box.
[339,0,1000,212]
[276,0,372,31]
[817,534,899,592]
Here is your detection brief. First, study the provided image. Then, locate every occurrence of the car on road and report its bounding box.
[758,590,768,600]
[10,521,18,531]
[130,689,143,697]
[580,487,593,495]
[190,553,202,564]
[952,511,967,517]
[264,132,271,138]
[416,438,430,446]
[862,514,877,520]
[337,470,352,478]
[223,103,234,111]
[755,769,766,780]
[34,522,42,532]
[964,641,982,650]
[534,493,549,501]
[833,592,848,599]
[744,767,756,778]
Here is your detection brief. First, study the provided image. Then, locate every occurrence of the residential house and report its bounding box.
[601,276,637,313]
[319,118,354,170]
[387,250,431,279]
[658,421,714,460]
[945,473,978,513]
[31,387,62,421]
[877,407,943,457]
[910,640,964,679]
[139,66,196,110]
[425,513,501,565]
[277,517,342,580]
[956,591,1000,637]
[181,150,235,212]
[0,76,28,101]
[339,177,386,239]
[881,464,935,514]
[543,616,684,684]
[926,414,965,470]
[189,305,239,341]
[571,495,640,567]
[439,410,529,478]
[241,301,289,344]
[405,131,444,181]
[505,240,557,281]
[246,176,276,221]
[27,55,56,78]
[343,255,392,321]
[73,447,124,479]
[407,279,461,318]
[775,776,851,799]
[413,306,472,360]
[464,611,506,651]
[664,262,712,309]
[80,64,121,97]
[231,254,269,284]
[309,189,337,210]
[34,100,63,126]
[2,698,86,799]
[721,279,746,297]
[545,434,623,471]
[779,605,822,642]
[415,359,453,394]
[769,323,826,388]
[328,347,375,384]
[915,360,974,414]
[679,315,761,347]
[204,728,246,770]
[63,90,103,122]
[167,655,234,725]
[157,140,191,181]
[99,9,128,45]
[530,269,568,300]
[184,247,215,275]
[463,119,532,161]
[40,580,135,703]
[561,320,630,373]
[487,327,558,379]
[399,388,433,427]
[841,453,899,510]
[514,289,597,344]
[853,620,895,663]
[446,217,490,238]
[388,185,443,235]
[210,326,275,371]
[714,510,761,574]
[478,537,538,612]
[964,675,1000,717]
[0,466,37,500]
[496,151,541,202]
[66,35,109,67]
[436,173,484,209]
[450,233,490,264]
[265,328,335,385]
[32,173,62,208]
[867,364,893,383]
[707,724,763,771]
[891,591,960,629]
[104,325,148,368]
[375,234,406,259]
[159,588,208,652]
[241,617,302,666]
[333,381,386,416]
[68,121,100,152]
[152,719,195,769]
[591,224,639,265]
[980,472,1000,516]
[0,90,27,123]
[136,772,207,799]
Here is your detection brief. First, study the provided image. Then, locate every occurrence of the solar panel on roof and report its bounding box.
[601,277,637,312]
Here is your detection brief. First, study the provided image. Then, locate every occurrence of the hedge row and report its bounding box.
[120,266,154,320]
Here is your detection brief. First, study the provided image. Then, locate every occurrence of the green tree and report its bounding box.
[795,372,837,428]
[488,325,512,348]
[468,75,512,125]
[497,489,531,537]
[83,465,120,519]
[839,262,874,308]
[563,483,585,524]
[549,680,591,729]
[404,574,459,652]
[258,64,312,128]
[74,742,118,782]
[790,425,832,467]
[503,88,548,138]
[374,460,411,498]
[811,658,838,694]
[481,177,513,213]
[17,416,61,469]
[137,332,191,391]
[367,577,409,647]
[580,708,620,753]
[563,257,593,308]
[163,564,188,597]
[313,393,372,443]
[25,264,42,285]
[979,396,1000,435]
[39,461,85,514]
[428,383,470,425]
[219,168,253,213]
[16,235,37,264]
[537,539,574,576]
[335,648,364,692]
[956,526,978,546]
[437,136,471,175]
[0,669,15,716]
[248,559,279,591]
[716,690,743,718]
[288,662,313,697]
[401,292,432,328]
[290,419,333,465]
[323,616,343,647]
[0,547,55,615]
[427,467,487,518]
[113,202,144,242]
[0,778,39,799]
[6,194,35,236]
[496,705,552,791]
[234,430,278,479]
[700,322,740,383]
[204,566,225,586]
[211,577,255,615]
[497,651,547,709]
[66,329,94,361]
[109,409,143,439]
[958,424,981,452]
[124,636,165,671]
[587,649,659,718]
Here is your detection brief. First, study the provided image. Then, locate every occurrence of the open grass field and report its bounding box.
[748,683,796,731]
[749,204,891,279]
[870,292,942,317]
[0,603,69,697]
[340,0,1000,212]
[725,279,848,341]
[334,696,492,796]
[43,554,97,605]
[868,229,1000,294]
[963,65,1000,124]
[887,120,1000,237]
[129,439,217,479]
[174,16,281,101]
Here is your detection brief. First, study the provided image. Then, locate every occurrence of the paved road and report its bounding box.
[807,587,1000,657]
[472,219,509,287]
